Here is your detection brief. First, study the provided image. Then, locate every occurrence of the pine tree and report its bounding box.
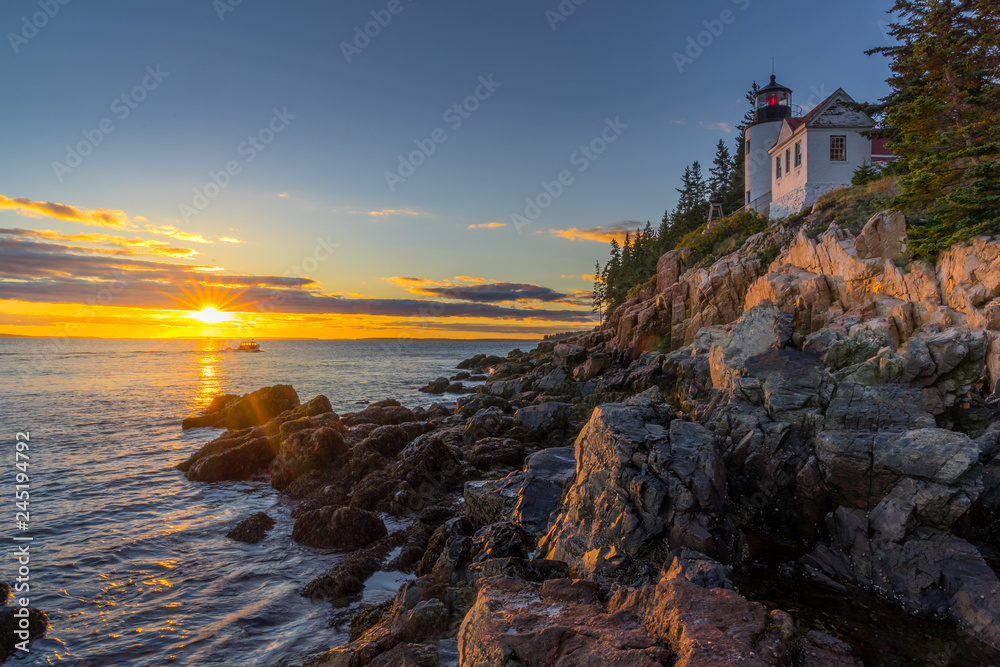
[866,0,1000,257]
[708,139,733,206]
[592,260,606,324]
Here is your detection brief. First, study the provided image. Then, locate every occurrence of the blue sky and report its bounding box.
[0,0,897,337]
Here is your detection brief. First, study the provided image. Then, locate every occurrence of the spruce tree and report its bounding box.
[592,260,605,324]
[867,0,1000,257]
[708,139,733,207]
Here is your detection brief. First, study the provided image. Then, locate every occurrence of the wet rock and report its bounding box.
[182,384,300,430]
[709,304,794,391]
[271,426,348,490]
[542,405,725,574]
[662,549,737,591]
[419,377,449,394]
[353,425,411,459]
[462,407,513,446]
[512,447,576,537]
[467,438,525,471]
[186,436,274,483]
[468,522,535,564]
[0,607,48,659]
[456,353,506,371]
[454,394,510,418]
[512,401,572,436]
[291,506,387,550]
[343,400,417,427]
[458,576,674,667]
[226,511,275,544]
[464,475,521,529]
[794,631,862,667]
[303,530,409,602]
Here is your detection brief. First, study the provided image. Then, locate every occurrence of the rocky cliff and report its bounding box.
[178,210,1000,666]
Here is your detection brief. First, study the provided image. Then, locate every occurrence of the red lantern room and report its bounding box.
[753,75,793,124]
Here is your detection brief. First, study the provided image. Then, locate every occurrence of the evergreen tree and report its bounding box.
[708,139,733,206]
[866,0,1000,257]
[592,260,606,324]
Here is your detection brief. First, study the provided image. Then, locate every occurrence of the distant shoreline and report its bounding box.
[0,334,538,342]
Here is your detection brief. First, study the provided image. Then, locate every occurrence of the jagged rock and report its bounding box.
[226,511,275,544]
[573,353,611,380]
[511,447,576,537]
[709,304,794,391]
[462,407,513,446]
[467,438,525,471]
[512,401,571,436]
[464,475,521,529]
[271,426,348,490]
[542,405,725,574]
[182,384,300,430]
[291,506,387,549]
[353,424,412,459]
[419,377,449,394]
[454,394,510,418]
[186,436,275,482]
[343,400,416,427]
[458,576,674,666]
[853,211,909,262]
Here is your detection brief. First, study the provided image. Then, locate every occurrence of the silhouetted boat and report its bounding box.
[235,340,261,352]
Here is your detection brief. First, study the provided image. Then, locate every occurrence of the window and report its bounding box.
[794,142,802,167]
[830,135,847,161]
[746,140,750,155]
[746,190,751,205]
[776,156,782,179]
[785,149,791,174]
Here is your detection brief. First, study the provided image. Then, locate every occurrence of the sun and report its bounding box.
[190,306,233,325]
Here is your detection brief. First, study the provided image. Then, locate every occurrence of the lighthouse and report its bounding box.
[744,74,794,212]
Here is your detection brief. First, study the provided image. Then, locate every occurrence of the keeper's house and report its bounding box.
[743,75,896,219]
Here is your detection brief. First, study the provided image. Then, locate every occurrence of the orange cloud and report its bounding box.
[0,195,129,229]
[361,209,422,217]
[0,227,197,259]
[144,225,212,244]
[217,236,242,244]
[561,274,599,281]
[548,222,639,243]
[468,222,507,229]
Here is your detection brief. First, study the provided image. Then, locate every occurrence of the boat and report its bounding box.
[235,340,261,352]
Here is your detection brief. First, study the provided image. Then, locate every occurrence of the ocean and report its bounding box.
[0,337,527,666]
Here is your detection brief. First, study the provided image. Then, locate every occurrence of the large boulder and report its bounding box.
[226,511,275,544]
[709,304,794,391]
[541,405,726,575]
[462,407,513,446]
[512,447,577,537]
[291,506,387,549]
[182,384,300,430]
[467,438,525,471]
[271,426,349,490]
[512,402,572,436]
[185,436,275,482]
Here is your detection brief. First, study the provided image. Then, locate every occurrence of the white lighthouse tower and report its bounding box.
[744,74,794,213]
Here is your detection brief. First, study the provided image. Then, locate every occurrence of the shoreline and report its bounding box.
[177,310,1000,666]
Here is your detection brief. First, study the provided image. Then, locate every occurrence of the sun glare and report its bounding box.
[191,306,232,325]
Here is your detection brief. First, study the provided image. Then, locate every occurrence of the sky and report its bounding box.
[0,0,896,339]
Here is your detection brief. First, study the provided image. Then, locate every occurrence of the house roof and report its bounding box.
[768,89,873,155]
